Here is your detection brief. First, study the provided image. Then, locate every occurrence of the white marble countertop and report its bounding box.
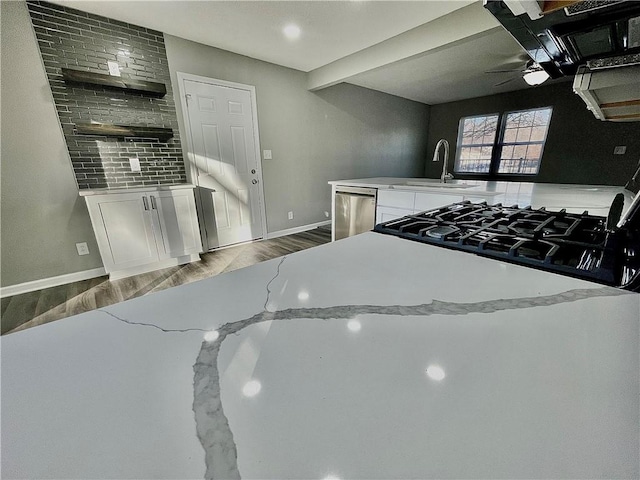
[329,177,633,216]
[78,183,196,196]
[2,233,639,479]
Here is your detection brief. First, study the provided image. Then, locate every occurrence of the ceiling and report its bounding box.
[51,0,561,105]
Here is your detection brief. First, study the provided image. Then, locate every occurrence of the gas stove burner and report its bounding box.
[374,199,640,291]
[423,225,459,240]
[512,239,559,262]
[508,219,546,238]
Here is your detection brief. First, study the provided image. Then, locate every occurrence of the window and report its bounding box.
[454,107,552,176]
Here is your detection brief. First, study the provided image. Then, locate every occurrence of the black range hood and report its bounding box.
[484,0,640,78]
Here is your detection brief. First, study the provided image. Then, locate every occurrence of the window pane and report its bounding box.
[530,126,546,141]
[456,146,491,173]
[455,114,498,174]
[497,107,552,175]
[503,128,517,143]
[501,145,514,159]
[513,144,527,159]
[515,127,532,142]
[459,115,498,145]
[526,144,542,160]
[460,119,474,145]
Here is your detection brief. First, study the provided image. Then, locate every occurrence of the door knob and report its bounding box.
[252,179,258,184]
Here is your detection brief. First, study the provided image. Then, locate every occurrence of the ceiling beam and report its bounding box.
[307,2,500,92]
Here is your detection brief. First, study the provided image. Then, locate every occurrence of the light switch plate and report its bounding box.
[263,150,272,160]
[76,242,90,256]
[129,157,141,172]
[107,61,121,77]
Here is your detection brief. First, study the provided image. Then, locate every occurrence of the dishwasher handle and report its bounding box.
[335,186,377,197]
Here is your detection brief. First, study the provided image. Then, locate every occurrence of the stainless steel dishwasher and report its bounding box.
[334,186,377,240]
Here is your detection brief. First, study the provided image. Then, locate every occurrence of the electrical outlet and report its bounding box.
[614,146,627,155]
[129,157,141,172]
[288,211,294,220]
[107,61,121,77]
[263,150,272,160]
[76,242,90,256]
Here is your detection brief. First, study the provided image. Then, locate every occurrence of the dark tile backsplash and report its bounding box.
[27,0,187,189]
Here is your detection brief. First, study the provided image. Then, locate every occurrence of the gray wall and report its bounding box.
[27,0,186,190]
[0,4,430,289]
[164,34,431,233]
[1,1,103,288]
[425,82,640,185]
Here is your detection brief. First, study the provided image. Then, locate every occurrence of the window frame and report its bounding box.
[454,112,500,175]
[453,106,553,180]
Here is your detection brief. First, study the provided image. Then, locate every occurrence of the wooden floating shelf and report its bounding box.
[74,123,174,142]
[62,68,167,97]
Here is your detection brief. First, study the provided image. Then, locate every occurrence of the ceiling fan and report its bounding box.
[485,56,551,87]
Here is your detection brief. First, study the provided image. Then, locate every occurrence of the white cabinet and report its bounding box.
[376,190,417,224]
[414,192,463,212]
[377,190,416,210]
[376,189,465,224]
[83,187,202,279]
[376,206,413,224]
[150,190,202,260]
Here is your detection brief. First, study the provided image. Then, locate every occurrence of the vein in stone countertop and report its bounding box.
[189,257,631,480]
[97,265,631,480]
[99,309,210,334]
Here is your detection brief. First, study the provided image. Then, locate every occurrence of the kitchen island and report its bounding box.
[329,177,633,240]
[2,231,638,479]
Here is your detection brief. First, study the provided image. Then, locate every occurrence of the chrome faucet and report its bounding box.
[432,139,453,183]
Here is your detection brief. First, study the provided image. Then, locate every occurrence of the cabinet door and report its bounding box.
[414,193,464,212]
[150,190,203,260]
[376,206,414,224]
[92,193,159,271]
[377,190,416,209]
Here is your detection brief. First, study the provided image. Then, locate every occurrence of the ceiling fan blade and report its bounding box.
[494,77,517,87]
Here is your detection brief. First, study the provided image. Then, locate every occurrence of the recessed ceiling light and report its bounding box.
[426,365,446,381]
[283,24,301,40]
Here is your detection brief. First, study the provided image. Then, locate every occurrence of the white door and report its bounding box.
[184,79,265,249]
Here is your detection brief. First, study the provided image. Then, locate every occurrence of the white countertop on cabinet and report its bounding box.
[78,183,196,196]
[2,232,638,479]
[329,177,633,215]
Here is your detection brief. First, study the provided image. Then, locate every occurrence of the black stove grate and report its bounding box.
[373,201,637,287]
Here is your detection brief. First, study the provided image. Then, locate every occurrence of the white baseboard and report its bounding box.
[107,254,200,280]
[0,267,107,298]
[266,220,331,240]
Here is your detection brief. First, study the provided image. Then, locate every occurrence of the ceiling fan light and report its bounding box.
[523,69,550,86]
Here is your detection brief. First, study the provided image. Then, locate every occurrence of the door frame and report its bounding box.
[176,72,268,250]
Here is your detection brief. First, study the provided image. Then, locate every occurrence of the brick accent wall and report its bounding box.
[27,0,187,189]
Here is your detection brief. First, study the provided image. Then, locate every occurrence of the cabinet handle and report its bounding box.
[142,196,149,211]
[150,195,157,210]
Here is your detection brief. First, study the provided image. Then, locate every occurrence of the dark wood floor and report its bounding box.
[1,226,331,335]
